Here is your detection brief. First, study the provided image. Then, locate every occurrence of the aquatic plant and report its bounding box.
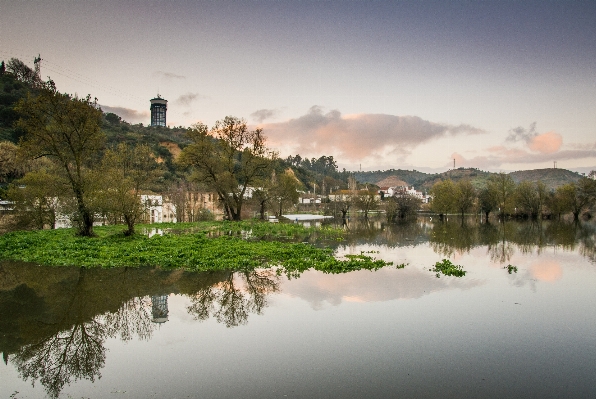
[431,259,466,277]
[504,264,518,274]
[0,221,390,274]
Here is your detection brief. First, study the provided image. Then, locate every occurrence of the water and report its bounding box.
[1,218,595,398]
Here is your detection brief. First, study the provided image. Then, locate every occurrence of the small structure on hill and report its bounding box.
[150,95,167,127]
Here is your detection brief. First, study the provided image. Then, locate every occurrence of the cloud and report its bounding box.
[451,146,596,169]
[250,108,279,123]
[152,71,186,80]
[507,122,538,143]
[258,106,485,161]
[506,122,563,154]
[528,131,563,154]
[100,105,149,124]
[175,92,204,106]
[282,267,482,310]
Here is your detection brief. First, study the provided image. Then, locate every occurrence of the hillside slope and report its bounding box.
[509,168,581,190]
[354,167,582,191]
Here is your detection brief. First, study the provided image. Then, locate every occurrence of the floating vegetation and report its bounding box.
[0,221,390,275]
[504,264,518,274]
[431,259,466,278]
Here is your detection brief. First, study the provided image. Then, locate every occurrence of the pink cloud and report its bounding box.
[258,106,484,161]
[450,147,596,169]
[528,131,563,154]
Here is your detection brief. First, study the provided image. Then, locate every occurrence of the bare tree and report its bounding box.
[179,117,273,221]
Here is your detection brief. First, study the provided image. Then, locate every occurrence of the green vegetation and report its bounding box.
[505,264,518,274]
[429,173,596,220]
[431,259,467,277]
[0,221,392,274]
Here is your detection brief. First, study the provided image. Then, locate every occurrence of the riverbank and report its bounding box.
[0,221,392,273]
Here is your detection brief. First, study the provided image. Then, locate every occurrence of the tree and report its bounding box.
[478,184,499,221]
[454,179,476,218]
[386,193,422,221]
[487,172,516,217]
[515,181,547,219]
[16,82,105,236]
[99,143,161,235]
[179,117,273,221]
[8,167,64,229]
[0,141,25,185]
[6,58,41,86]
[270,171,301,217]
[430,179,456,217]
[353,189,379,218]
[0,61,5,75]
[556,178,596,220]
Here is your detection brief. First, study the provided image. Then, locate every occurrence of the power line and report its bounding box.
[0,50,146,103]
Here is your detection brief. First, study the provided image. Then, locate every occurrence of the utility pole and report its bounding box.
[453,159,455,169]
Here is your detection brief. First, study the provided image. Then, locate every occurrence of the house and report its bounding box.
[384,186,432,204]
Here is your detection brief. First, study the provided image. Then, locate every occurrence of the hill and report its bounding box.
[354,167,582,192]
[354,169,429,187]
[418,168,493,191]
[509,168,582,191]
[376,176,408,188]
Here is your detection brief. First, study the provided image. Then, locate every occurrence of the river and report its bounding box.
[1,217,595,398]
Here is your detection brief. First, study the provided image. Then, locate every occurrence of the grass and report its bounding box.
[431,259,467,278]
[0,221,391,274]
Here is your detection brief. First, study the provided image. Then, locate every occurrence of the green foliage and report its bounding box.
[431,259,466,277]
[515,181,547,219]
[454,179,476,216]
[98,143,163,235]
[555,178,596,220]
[386,194,421,221]
[179,117,273,221]
[487,173,516,216]
[0,69,32,143]
[16,83,105,236]
[430,179,456,215]
[504,264,518,274]
[0,221,392,274]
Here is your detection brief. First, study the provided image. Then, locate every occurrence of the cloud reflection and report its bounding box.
[282,267,483,310]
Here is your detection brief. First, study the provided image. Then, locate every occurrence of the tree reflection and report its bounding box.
[430,221,478,257]
[187,269,280,328]
[13,320,106,399]
[427,218,593,264]
[9,294,157,398]
[104,296,155,342]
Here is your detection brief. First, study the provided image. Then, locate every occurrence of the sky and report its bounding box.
[1,0,595,173]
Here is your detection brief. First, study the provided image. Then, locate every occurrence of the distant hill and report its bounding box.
[376,176,408,188]
[354,167,582,192]
[418,168,493,191]
[354,169,429,187]
[509,168,582,190]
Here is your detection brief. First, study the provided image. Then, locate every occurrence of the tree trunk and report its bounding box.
[124,214,135,236]
[259,200,266,220]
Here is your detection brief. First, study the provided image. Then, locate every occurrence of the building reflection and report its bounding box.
[151,295,169,324]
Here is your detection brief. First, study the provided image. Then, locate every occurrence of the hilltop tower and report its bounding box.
[150,95,167,127]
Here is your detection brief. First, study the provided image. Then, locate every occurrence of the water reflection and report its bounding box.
[0,264,231,398]
[1,218,595,397]
[424,218,596,264]
[187,269,280,327]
